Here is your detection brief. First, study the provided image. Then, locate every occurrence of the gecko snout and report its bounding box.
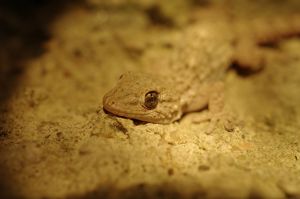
[103,94,114,108]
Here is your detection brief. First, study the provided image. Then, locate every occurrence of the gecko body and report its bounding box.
[103,7,300,124]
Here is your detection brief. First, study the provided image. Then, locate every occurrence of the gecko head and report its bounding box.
[103,72,182,124]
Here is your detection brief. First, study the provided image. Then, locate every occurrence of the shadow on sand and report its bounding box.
[0,0,84,198]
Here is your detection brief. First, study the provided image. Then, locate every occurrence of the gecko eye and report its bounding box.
[144,91,159,110]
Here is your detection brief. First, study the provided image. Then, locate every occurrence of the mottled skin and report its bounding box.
[103,8,300,124]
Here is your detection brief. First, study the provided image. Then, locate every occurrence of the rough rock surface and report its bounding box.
[0,0,300,198]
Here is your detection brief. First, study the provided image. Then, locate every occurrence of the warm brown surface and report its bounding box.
[0,0,300,198]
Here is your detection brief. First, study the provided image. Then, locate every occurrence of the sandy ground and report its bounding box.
[0,0,300,198]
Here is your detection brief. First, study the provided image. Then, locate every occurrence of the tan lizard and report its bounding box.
[103,5,300,125]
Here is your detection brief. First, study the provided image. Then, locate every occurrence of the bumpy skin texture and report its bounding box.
[103,72,181,124]
[103,9,300,124]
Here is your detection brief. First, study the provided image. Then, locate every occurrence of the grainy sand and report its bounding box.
[0,0,300,198]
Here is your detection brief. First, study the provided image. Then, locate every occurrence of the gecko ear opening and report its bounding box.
[144,91,159,110]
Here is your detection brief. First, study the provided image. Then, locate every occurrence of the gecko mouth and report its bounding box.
[103,104,149,117]
[102,94,149,117]
[102,92,175,124]
[102,97,171,123]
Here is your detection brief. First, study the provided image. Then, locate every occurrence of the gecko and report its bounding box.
[102,4,300,125]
